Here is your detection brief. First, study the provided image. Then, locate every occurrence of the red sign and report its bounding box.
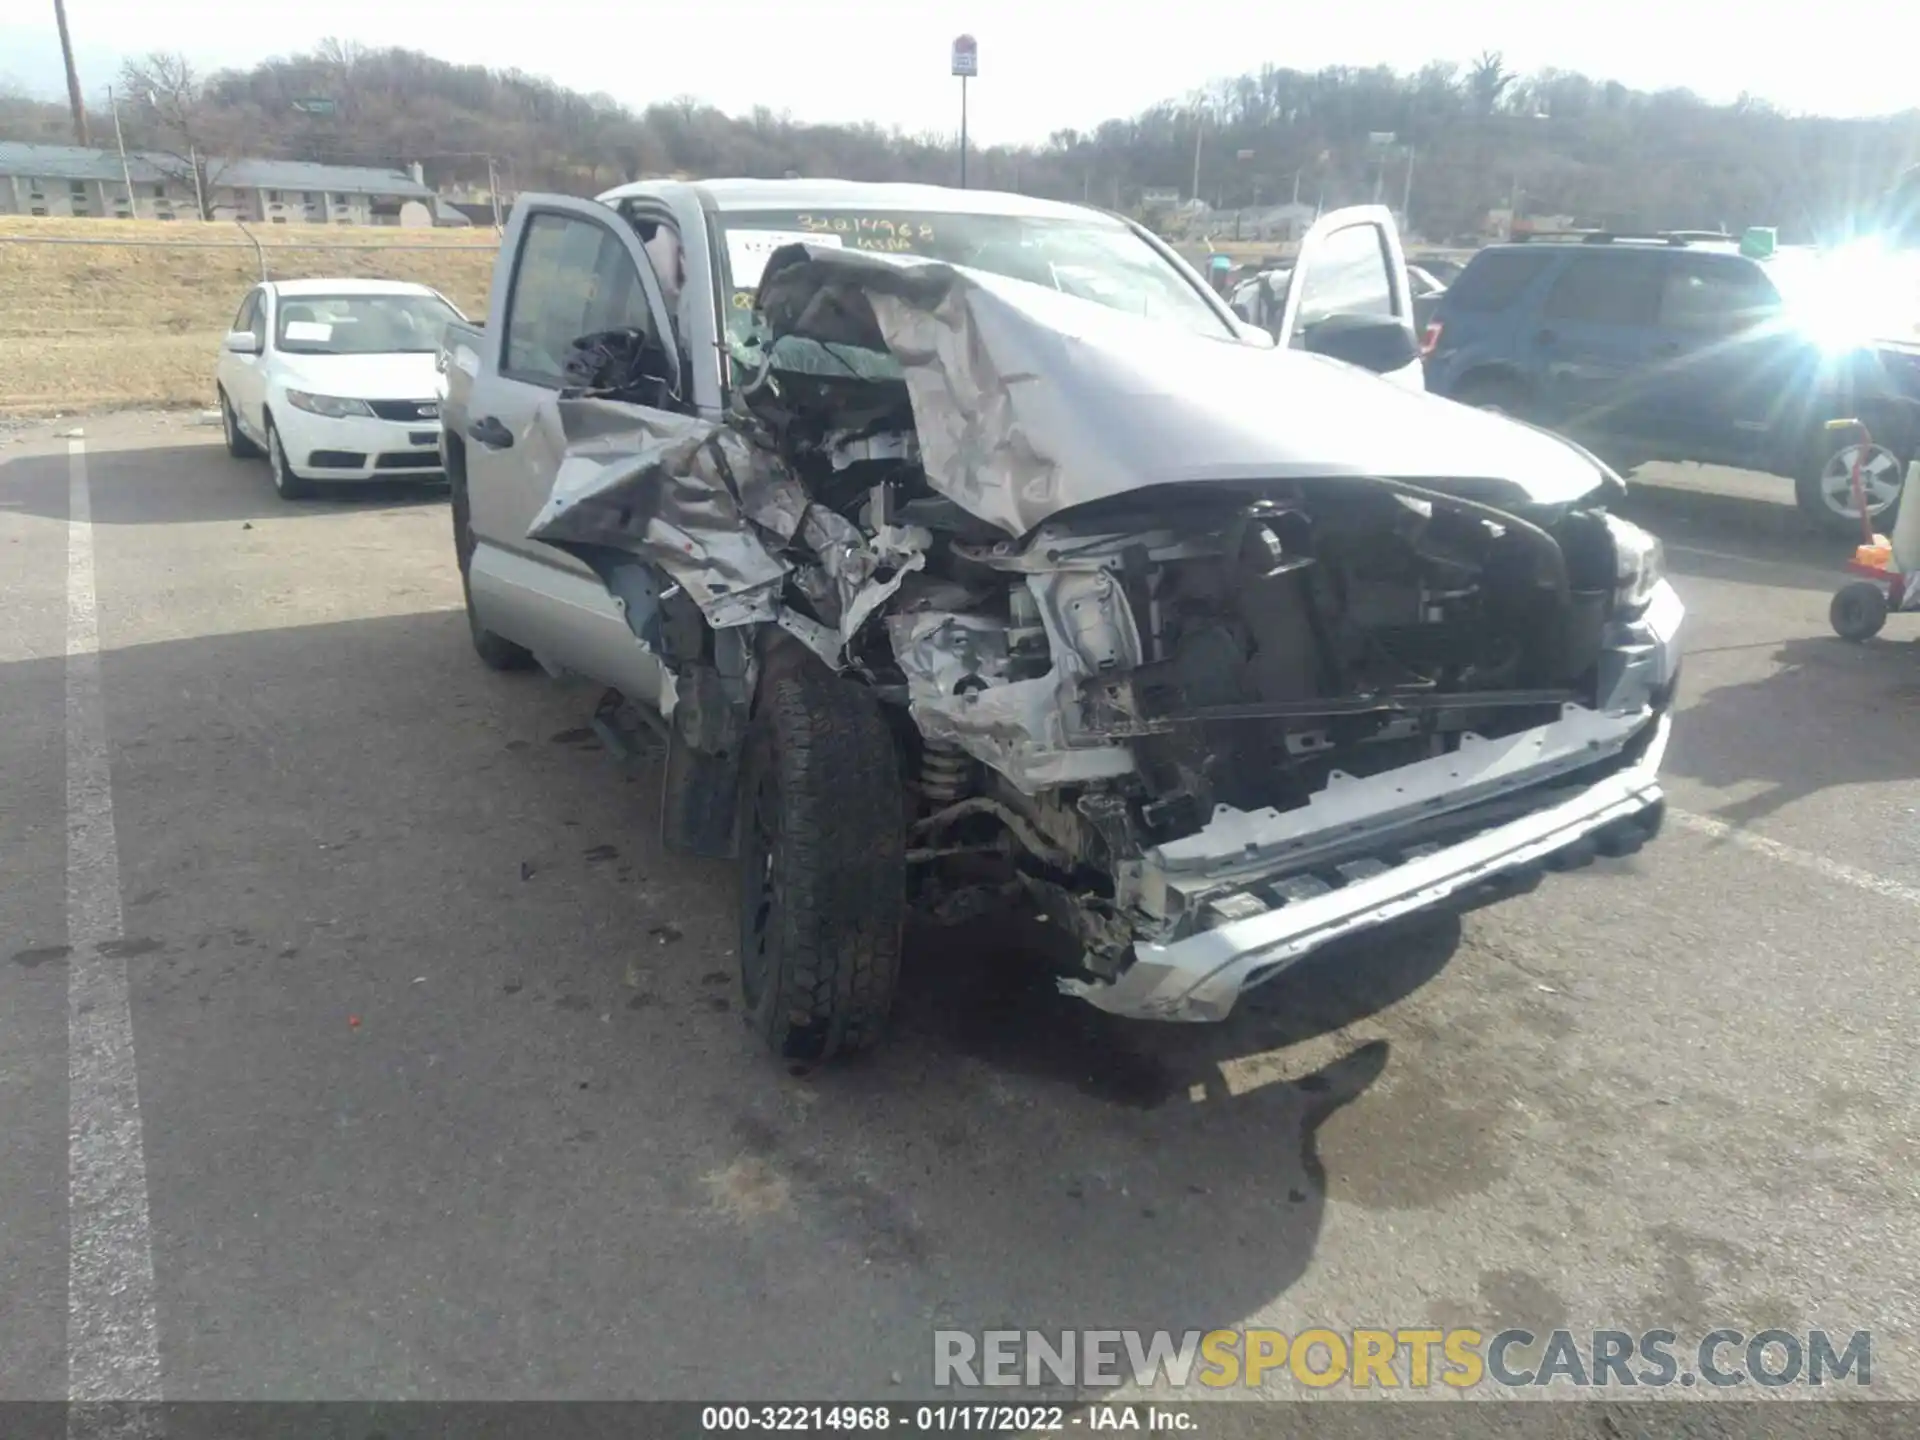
[951,34,979,78]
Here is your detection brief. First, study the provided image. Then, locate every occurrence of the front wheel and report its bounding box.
[266,419,317,501]
[738,669,905,1063]
[219,389,261,459]
[1797,433,1906,538]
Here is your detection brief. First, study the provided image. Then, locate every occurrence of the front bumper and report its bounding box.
[277,409,445,481]
[1059,579,1684,1022]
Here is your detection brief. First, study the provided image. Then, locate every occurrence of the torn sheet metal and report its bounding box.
[525,396,808,630]
[805,507,932,646]
[754,244,1614,536]
[525,395,926,659]
[886,608,1134,792]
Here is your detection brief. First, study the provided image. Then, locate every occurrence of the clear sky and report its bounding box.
[3,0,1911,146]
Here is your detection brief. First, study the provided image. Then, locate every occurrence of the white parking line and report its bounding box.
[64,438,163,1405]
[1671,806,1920,908]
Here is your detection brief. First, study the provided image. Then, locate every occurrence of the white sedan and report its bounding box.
[215,278,466,499]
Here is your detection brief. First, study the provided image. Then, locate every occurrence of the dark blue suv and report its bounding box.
[1422,234,1920,535]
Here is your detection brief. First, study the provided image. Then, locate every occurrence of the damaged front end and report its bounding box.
[529,244,1682,1023]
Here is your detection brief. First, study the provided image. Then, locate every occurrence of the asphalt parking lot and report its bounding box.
[3,411,1919,1407]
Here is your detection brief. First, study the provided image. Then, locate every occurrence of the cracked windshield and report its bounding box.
[4,0,1919,1430]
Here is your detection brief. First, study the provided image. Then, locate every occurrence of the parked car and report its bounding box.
[1421,232,1920,534]
[439,180,1679,1063]
[216,278,467,499]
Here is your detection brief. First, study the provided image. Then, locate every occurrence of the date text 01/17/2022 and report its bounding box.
[697,1405,1192,1432]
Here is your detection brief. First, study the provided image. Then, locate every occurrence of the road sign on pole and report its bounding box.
[952,35,977,188]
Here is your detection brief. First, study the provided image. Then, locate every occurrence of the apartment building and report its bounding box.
[0,143,470,225]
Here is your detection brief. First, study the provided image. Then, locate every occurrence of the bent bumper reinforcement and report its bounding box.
[1060,712,1672,1022]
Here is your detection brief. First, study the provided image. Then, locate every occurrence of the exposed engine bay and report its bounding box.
[528,241,1678,1006]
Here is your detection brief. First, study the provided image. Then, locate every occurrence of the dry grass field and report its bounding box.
[0,217,497,416]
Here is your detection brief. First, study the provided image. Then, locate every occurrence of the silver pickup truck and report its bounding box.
[439,179,1682,1064]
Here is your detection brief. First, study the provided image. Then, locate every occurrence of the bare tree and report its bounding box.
[315,37,368,74]
[1467,51,1513,116]
[118,52,237,218]
[0,78,72,142]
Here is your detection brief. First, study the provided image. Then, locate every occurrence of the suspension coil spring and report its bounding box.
[918,742,973,803]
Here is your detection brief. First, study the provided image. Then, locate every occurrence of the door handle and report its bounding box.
[1534,328,1557,346]
[467,415,514,449]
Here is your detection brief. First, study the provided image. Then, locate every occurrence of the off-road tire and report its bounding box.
[448,450,535,672]
[219,388,261,459]
[265,417,317,500]
[1830,580,1889,642]
[738,669,905,1063]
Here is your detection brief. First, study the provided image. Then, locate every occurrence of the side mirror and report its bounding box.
[1299,313,1419,375]
[1233,318,1277,349]
[224,330,262,356]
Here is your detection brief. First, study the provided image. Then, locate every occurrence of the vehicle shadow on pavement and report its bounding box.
[0,444,443,525]
[751,911,1462,1355]
[1666,634,1920,826]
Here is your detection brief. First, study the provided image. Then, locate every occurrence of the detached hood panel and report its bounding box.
[756,245,1613,536]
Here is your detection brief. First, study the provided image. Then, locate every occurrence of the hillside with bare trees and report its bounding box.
[7,42,1920,240]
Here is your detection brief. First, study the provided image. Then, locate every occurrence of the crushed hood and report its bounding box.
[756,244,1615,536]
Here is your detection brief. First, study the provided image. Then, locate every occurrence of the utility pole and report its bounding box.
[189,144,207,221]
[485,154,503,231]
[52,0,91,145]
[109,85,135,213]
[1191,110,1204,202]
[1401,147,1415,227]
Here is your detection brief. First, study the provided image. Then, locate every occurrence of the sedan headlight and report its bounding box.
[1605,514,1665,616]
[285,390,374,418]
